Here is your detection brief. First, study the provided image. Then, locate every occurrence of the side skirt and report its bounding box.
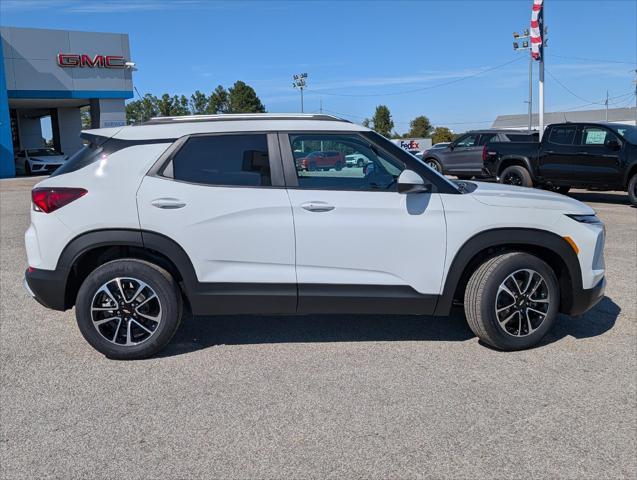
[188,283,440,316]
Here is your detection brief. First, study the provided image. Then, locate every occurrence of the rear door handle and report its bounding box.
[301,201,335,212]
[151,198,186,209]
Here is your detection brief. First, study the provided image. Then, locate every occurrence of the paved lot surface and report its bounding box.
[1,177,635,479]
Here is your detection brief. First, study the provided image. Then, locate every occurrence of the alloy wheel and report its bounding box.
[427,161,440,172]
[502,172,523,186]
[90,277,162,346]
[495,269,550,337]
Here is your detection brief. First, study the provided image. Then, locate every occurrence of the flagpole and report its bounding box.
[538,0,545,140]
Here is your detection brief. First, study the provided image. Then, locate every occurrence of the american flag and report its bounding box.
[530,0,544,60]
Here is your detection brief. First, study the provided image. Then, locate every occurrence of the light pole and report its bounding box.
[292,73,308,113]
[513,30,533,132]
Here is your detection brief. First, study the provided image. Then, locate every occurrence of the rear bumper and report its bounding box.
[24,268,68,311]
[567,276,606,316]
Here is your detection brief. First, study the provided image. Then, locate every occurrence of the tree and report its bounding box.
[208,85,229,114]
[125,93,159,124]
[80,106,91,129]
[228,81,265,113]
[189,90,208,115]
[362,118,370,128]
[431,126,454,144]
[370,105,393,137]
[405,115,432,138]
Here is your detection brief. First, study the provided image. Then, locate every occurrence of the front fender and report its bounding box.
[433,228,582,316]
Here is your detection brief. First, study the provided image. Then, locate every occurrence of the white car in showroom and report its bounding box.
[15,148,68,175]
[24,113,605,359]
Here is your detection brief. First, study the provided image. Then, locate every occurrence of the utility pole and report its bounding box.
[513,29,533,132]
[319,99,323,113]
[605,90,609,121]
[634,69,637,125]
[292,73,308,113]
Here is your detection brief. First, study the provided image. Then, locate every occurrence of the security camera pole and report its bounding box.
[292,73,308,113]
[513,29,533,132]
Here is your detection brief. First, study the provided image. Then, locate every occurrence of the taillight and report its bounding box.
[482,145,488,162]
[31,187,87,213]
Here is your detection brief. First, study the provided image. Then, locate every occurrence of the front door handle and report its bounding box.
[301,201,335,212]
[151,198,186,209]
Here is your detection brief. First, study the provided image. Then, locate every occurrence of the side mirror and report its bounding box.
[448,144,455,150]
[606,139,621,151]
[397,170,432,194]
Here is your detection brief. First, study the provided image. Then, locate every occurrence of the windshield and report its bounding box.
[27,149,60,156]
[610,124,637,144]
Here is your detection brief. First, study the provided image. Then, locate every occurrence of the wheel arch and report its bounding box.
[497,156,534,178]
[624,162,637,188]
[434,228,582,317]
[58,229,198,310]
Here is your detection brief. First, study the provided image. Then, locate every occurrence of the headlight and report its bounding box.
[566,214,602,224]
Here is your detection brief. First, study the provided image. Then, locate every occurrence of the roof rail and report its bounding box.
[142,113,350,125]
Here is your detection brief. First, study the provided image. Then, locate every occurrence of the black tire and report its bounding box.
[25,162,32,176]
[628,173,637,207]
[75,259,183,360]
[499,165,533,188]
[308,161,317,172]
[464,252,559,351]
[457,175,473,180]
[357,159,364,168]
[425,159,442,173]
[335,161,343,171]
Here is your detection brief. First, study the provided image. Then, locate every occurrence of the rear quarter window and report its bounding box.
[548,125,577,145]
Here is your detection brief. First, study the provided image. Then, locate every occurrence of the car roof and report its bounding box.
[83,113,369,141]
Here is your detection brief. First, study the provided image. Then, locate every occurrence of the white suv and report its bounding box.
[24,114,606,359]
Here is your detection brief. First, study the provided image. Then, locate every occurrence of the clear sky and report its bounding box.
[2,0,636,133]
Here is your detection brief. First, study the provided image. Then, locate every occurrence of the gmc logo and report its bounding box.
[57,53,127,68]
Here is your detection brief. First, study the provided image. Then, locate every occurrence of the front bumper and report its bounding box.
[567,276,606,316]
[24,268,68,311]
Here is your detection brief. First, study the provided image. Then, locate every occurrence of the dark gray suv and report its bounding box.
[423,129,537,179]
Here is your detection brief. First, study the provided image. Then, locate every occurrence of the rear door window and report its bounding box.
[170,134,272,187]
[548,125,577,145]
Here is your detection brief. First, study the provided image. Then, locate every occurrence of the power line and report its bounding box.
[314,57,526,98]
[545,69,633,106]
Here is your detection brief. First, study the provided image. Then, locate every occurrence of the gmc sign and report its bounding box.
[57,53,127,68]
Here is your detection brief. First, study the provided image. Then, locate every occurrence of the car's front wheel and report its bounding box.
[75,259,183,360]
[464,252,559,350]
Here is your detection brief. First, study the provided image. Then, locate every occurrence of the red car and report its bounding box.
[297,151,345,171]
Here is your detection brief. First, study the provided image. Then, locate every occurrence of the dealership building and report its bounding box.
[0,26,133,177]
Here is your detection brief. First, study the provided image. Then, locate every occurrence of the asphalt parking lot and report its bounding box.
[1,177,635,479]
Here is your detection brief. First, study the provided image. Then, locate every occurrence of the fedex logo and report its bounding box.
[57,53,127,68]
[399,140,421,150]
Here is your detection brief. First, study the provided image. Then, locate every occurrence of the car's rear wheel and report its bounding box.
[464,252,559,350]
[75,259,182,360]
[25,162,31,176]
[308,161,317,171]
[335,161,343,171]
[500,165,533,188]
[425,159,442,173]
[357,159,364,168]
[628,173,637,207]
